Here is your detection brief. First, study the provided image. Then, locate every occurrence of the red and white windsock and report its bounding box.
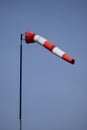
[25,32,75,64]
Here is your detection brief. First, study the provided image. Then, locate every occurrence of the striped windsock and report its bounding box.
[25,32,75,64]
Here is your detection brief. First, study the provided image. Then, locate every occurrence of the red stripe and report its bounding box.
[62,54,75,64]
[25,32,36,43]
[43,41,56,52]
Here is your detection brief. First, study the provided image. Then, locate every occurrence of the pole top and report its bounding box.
[20,34,23,41]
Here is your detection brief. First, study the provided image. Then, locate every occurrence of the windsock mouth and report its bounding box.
[25,32,36,43]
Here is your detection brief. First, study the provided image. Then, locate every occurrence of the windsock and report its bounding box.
[25,32,75,64]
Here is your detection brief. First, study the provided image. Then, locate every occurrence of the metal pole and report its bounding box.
[19,34,23,130]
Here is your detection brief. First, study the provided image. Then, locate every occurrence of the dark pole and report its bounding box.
[19,34,23,130]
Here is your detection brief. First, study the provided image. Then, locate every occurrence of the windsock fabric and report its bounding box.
[25,32,75,64]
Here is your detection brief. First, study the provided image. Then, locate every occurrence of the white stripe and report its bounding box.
[34,35,47,45]
[52,47,65,57]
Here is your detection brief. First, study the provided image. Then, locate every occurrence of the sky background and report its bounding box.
[0,0,87,130]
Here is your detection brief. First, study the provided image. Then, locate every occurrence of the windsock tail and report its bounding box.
[62,54,75,64]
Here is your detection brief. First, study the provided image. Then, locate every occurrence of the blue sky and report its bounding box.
[0,0,87,130]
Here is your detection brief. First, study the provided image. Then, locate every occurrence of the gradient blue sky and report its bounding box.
[0,0,87,130]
